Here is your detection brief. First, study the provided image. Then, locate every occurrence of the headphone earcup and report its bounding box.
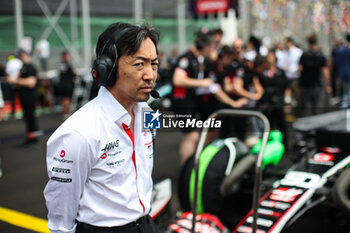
[93,26,133,87]
[91,56,113,86]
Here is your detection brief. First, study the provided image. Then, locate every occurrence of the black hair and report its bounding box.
[61,50,70,58]
[346,34,350,43]
[286,37,294,43]
[254,55,266,68]
[210,28,223,36]
[195,32,213,51]
[307,34,318,45]
[218,45,235,59]
[95,22,159,65]
[94,22,159,86]
[15,48,27,57]
[249,36,261,52]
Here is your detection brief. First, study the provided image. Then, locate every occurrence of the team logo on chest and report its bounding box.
[101,139,119,152]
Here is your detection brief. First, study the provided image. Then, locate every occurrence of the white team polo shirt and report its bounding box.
[44,86,154,233]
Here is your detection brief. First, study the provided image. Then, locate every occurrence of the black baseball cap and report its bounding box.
[15,48,28,57]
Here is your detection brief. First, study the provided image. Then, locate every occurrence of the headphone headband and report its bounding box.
[92,26,133,87]
[110,27,133,45]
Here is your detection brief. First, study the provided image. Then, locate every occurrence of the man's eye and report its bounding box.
[152,63,159,70]
[134,63,143,67]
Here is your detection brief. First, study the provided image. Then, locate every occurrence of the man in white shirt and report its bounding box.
[6,54,23,81]
[44,22,160,233]
[280,37,302,106]
[36,38,50,71]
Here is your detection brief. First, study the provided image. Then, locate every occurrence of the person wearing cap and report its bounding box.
[8,49,39,145]
[44,22,160,233]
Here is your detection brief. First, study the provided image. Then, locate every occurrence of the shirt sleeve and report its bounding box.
[43,130,92,233]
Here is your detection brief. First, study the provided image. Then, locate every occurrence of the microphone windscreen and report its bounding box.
[150,89,160,99]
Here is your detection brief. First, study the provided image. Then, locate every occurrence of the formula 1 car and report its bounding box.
[168,109,350,233]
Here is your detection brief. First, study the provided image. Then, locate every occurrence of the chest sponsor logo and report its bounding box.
[101,153,107,159]
[145,141,153,158]
[60,150,66,158]
[51,177,72,183]
[100,151,122,159]
[106,158,125,168]
[53,157,73,163]
[108,151,121,157]
[101,139,119,152]
[52,167,70,174]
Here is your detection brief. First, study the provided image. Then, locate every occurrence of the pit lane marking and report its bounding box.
[0,206,49,232]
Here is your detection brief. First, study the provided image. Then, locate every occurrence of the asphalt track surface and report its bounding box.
[2,109,348,233]
[0,113,183,232]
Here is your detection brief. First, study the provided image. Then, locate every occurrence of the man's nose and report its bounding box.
[143,64,155,80]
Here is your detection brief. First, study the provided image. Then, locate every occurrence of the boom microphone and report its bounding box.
[148,89,161,111]
[150,89,160,99]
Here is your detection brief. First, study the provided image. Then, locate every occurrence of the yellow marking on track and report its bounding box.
[0,206,49,233]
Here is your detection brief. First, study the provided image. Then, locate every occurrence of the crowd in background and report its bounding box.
[1,28,350,153]
[155,29,350,162]
[0,40,76,147]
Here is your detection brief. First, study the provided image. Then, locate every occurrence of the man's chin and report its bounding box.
[135,93,150,102]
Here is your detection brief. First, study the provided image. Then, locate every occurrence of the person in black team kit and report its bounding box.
[8,49,39,145]
[171,32,247,164]
[214,46,258,140]
[257,50,289,146]
[57,50,76,119]
[298,34,331,117]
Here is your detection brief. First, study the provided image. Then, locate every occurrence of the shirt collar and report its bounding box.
[96,86,149,127]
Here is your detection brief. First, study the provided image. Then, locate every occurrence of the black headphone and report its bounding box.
[91,26,133,87]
